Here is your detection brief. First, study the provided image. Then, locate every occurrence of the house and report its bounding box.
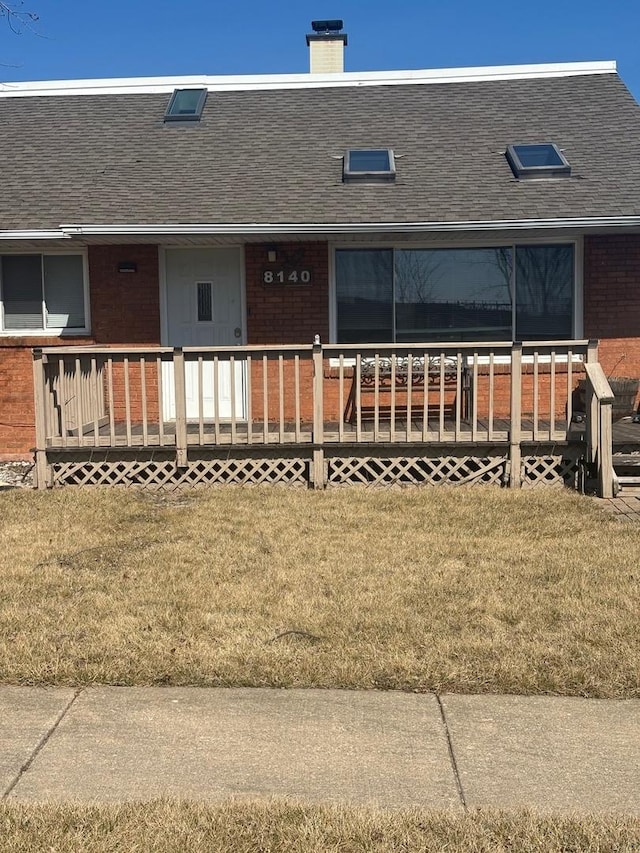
[1,21,639,492]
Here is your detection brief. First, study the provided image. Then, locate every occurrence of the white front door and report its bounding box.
[163,248,245,420]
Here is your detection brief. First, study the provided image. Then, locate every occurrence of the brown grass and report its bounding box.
[0,801,638,852]
[0,486,638,696]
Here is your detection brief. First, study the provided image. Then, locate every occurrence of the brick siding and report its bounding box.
[584,234,640,386]
[245,242,329,345]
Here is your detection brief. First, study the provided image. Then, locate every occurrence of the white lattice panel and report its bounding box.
[521,454,581,488]
[327,455,505,487]
[52,457,308,488]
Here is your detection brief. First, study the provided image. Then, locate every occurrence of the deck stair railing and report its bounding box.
[584,350,616,498]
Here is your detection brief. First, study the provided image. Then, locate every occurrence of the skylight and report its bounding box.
[506,143,571,179]
[343,149,396,182]
[164,88,207,122]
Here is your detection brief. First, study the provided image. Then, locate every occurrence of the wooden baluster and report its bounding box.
[173,348,188,466]
[73,357,84,446]
[422,351,428,442]
[294,353,301,444]
[262,354,269,444]
[156,356,165,446]
[567,349,574,432]
[355,353,362,442]
[123,356,132,447]
[197,355,204,445]
[32,349,49,489]
[454,352,462,442]
[91,356,100,446]
[532,350,539,441]
[550,351,556,440]
[107,357,115,446]
[391,352,398,443]
[438,352,445,440]
[509,342,523,488]
[141,356,149,446]
[214,354,221,445]
[406,353,413,442]
[374,352,380,443]
[472,352,479,442]
[488,352,495,441]
[312,337,325,488]
[278,353,284,444]
[230,354,237,444]
[338,354,345,442]
[58,357,68,448]
[246,354,253,445]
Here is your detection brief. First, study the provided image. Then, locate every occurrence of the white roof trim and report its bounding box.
[0,230,70,240]
[53,215,640,236]
[0,61,617,98]
[2,215,639,241]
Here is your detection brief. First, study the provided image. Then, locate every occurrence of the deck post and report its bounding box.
[31,348,50,489]
[509,341,523,488]
[585,339,599,465]
[173,347,188,468]
[598,399,614,498]
[586,339,599,363]
[312,335,325,489]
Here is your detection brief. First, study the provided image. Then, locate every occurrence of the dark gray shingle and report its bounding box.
[1,72,639,230]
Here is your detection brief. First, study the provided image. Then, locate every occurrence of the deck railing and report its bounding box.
[33,339,602,489]
[584,360,615,498]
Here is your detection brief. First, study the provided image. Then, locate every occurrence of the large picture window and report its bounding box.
[0,254,87,333]
[336,244,574,343]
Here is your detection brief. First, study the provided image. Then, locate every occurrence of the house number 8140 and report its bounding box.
[262,269,312,285]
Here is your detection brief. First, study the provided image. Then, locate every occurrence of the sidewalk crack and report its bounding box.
[2,687,83,800]
[436,693,467,810]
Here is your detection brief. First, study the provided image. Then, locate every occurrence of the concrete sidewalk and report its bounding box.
[1,687,638,813]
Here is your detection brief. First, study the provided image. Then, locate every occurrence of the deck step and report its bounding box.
[613,454,640,466]
[615,473,640,496]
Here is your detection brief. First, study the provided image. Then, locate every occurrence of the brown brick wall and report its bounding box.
[245,242,329,345]
[584,234,640,381]
[89,245,161,344]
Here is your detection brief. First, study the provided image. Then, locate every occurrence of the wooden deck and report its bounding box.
[32,341,623,493]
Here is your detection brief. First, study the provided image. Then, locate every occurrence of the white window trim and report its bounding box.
[0,249,91,336]
[328,235,583,345]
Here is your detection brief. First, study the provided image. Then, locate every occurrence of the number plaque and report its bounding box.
[262,268,313,285]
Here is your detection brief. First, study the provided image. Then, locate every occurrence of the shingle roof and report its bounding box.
[1,71,640,230]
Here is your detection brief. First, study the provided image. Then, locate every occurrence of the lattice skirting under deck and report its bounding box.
[48,450,309,489]
[44,444,585,490]
[325,449,507,487]
[521,446,584,489]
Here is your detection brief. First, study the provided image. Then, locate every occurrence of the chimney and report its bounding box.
[306,19,348,74]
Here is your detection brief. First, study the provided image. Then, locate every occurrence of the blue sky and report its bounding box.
[2,0,639,99]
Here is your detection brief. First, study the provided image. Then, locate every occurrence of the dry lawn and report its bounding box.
[0,486,638,696]
[1,801,638,852]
